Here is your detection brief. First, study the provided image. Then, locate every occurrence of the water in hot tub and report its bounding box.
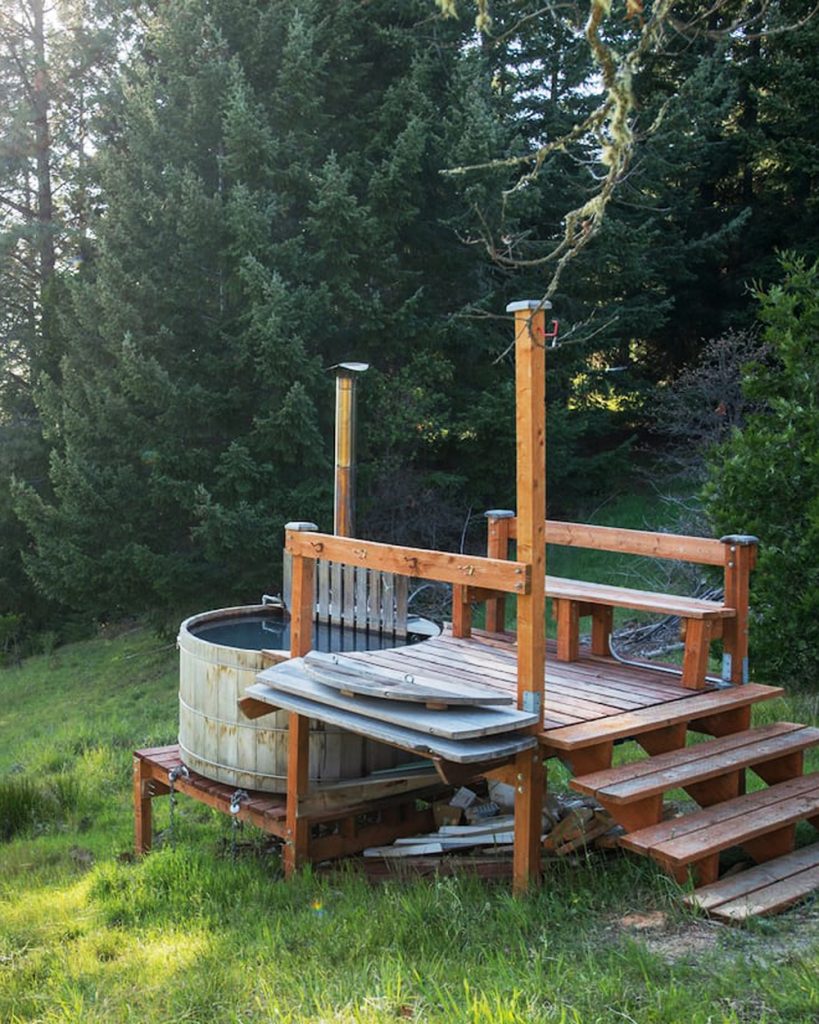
[190,614,434,653]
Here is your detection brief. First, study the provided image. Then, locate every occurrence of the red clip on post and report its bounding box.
[544,320,560,346]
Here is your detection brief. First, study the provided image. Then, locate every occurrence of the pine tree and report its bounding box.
[0,0,132,632]
[15,0,503,621]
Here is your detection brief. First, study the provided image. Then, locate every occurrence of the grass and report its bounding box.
[1,620,818,1022]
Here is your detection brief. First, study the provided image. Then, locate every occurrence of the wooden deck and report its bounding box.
[136,629,819,916]
[133,301,819,913]
[339,631,710,738]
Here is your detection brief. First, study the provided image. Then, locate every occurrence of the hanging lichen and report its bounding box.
[436,0,679,300]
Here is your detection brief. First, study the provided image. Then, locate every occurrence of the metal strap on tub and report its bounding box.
[177,741,286,786]
[178,695,289,734]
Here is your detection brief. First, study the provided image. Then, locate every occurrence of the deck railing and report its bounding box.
[483,512,758,685]
[284,524,532,661]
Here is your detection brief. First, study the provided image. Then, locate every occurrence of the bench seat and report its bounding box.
[545,575,737,690]
[546,576,734,619]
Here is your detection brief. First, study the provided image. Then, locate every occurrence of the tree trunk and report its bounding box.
[31,0,55,290]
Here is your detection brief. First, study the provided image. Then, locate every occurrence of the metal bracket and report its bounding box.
[230,789,249,816]
[522,691,542,717]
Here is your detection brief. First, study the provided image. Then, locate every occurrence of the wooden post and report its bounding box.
[508,299,548,892]
[133,754,152,856]
[284,521,317,877]
[451,583,472,638]
[681,618,713,690]
[554,598,580,661]
[590,606,613,657]
[721,534,758,685]
[485,510,515,632]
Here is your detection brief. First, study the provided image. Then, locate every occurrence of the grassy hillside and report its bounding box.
[1,627,818,1023]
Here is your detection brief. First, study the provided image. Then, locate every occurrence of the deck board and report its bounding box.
[340,633,712,740]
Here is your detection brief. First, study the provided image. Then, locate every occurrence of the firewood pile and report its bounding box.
[355,781,645,877]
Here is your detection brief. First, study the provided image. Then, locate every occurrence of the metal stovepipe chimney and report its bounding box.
[332,362,369,537]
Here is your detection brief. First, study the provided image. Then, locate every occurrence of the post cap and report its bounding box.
[484,509,516,519]
[720,534,759,546]
[506,300,553,313]
[285,521,319,532]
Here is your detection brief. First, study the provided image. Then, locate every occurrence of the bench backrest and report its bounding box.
[483,511,758,685]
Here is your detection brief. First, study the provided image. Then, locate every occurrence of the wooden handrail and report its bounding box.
[503,517,728,566]
[285,529,532,595]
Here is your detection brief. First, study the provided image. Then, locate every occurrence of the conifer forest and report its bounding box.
[2,0,818,684]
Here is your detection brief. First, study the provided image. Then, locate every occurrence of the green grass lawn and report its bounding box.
[1,627,818,1023]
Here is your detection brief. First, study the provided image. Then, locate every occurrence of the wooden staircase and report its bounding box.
[544,683,819,922]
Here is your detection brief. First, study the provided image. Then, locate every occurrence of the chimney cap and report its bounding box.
[330,361,370,374]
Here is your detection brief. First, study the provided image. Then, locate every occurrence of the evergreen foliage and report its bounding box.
[0,0,133,632]
[705,256,819,685]
[14,0,513,622]
[1,0,817,641]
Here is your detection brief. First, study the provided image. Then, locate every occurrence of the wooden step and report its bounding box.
[571,723,819,805]
[682,843,819,922]
[621,772,819,870]
[542,683,782,752]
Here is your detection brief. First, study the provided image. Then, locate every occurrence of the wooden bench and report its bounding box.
[483,512,758,690]
[546,575,736,689]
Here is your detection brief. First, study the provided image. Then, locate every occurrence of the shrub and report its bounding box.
[704,255,819,685]
[0,774,46,841]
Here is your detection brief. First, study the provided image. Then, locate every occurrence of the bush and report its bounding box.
[704,255,819,685]
[0,774,46,841]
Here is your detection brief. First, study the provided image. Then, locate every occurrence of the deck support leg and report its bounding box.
[514,748,544,894]
[134,755,153,856]
[567,742,613,776]
[681,619,712,689]
[639,723,688,757]
[485,511,514,633]
[744,824,796,864]
[668,853,720,888]
[555,599,580,662]
[452,583,472,639]
[690,853,721,887]
[601,794,663,833]
[754,751,804,787]
[590,606,613,657]
[284,712,311,877]
[687,772,743,808]
[283,530,317,877]
[693,705,751,738]
[721,537,757,684]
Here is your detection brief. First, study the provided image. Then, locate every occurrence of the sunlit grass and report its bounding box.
[1,623,818,1023]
